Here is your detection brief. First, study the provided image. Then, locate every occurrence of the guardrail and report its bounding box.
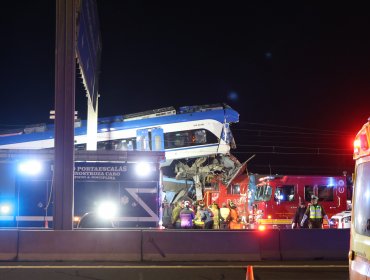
[0,228,350,262]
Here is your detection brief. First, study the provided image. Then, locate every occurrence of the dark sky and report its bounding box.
[1,1,370,175]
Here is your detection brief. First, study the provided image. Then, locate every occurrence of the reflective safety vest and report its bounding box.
[309,204,323,219]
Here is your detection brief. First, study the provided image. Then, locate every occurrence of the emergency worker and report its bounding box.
[220,202,230,229]
[300,195,329,229]
[210,202,221,229]
[171,202,182,229]
[179,201,195,229]
[228,201,242,229]
[292,201,308,229]
[198,202,214,229]
[193,205,204,229]
[161,199,173,228]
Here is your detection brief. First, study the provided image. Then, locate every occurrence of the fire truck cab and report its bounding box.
[203,168,252,229]
[252,174,351,228]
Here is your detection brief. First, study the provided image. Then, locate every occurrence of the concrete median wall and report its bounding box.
[0,229,18,261]
[279,228,350,260]
[17,230,142,261]
[142,229,261,261]
[259,229,281,260]
[0,228,350,262]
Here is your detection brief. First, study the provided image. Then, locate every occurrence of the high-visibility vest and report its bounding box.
[309,205,323,219]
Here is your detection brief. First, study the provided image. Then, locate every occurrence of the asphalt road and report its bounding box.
[0,261,349,280]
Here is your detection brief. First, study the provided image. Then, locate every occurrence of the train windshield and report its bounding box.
[254,185,272,202]
[353,161,370,236]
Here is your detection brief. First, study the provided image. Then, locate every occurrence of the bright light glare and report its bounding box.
[258,225,266,231]
[354,139,361,148]
[0,204,11,215]
[18,160,42,175]
[135,162,152,176]
[97,201,118,219]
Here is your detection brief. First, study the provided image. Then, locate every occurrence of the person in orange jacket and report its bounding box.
[228,201,242,230]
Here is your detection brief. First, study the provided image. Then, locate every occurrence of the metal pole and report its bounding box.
[16,177,19,228]
[54,0,76,230]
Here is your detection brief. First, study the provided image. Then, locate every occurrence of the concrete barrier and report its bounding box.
[0,228,351,262]
[279,228,350,260]
[0,229,18,261]
[142,229,261,261]
[259,229,281,260]
[18,229,142,261]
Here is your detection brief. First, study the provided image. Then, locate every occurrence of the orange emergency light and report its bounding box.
[353,123,370,159]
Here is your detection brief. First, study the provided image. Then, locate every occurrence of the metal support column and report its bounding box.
[54,0,76,230]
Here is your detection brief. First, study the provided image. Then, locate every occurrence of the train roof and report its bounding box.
[0,103,239,145]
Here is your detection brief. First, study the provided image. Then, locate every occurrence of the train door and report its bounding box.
[136,128,164,151]
[151,128,164,151]
[136,129,150,151]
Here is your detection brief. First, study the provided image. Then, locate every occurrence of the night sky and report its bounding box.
[1,1,370,175]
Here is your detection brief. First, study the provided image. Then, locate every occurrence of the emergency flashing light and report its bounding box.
[354,127,370,159]
[18,160,42,176]
[258,225,266,231]
[0,204,11,215]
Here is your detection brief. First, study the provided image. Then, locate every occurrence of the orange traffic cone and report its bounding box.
[246,265,254,280]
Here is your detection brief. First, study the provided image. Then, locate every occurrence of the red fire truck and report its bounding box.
[204,169,251,228]
[204,172,352,229]
[202,160,254,228]
[252,174,352,228]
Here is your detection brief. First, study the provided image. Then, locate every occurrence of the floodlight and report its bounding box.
[135,162,152,177]
[18,160,42,175]
[96,201,118,219]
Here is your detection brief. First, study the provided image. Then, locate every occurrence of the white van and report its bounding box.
[329,211,351,229]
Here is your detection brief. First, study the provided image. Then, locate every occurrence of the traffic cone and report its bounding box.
[246,265,254,280]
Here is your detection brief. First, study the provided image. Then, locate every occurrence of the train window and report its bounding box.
[274,185,295,202]
[116,139,136,151]
[254,185,272,201]
[74,144,86,151]
[97,141,109,150]
[354,162,370,236]
[193,130,207,144]
[164,129,218,149]
[318,185,334,202]
[304,186,314,202]
[227,184,240,195]
[97,138,136,151]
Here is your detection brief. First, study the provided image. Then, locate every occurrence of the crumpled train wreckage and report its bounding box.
[161,154,248,204]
